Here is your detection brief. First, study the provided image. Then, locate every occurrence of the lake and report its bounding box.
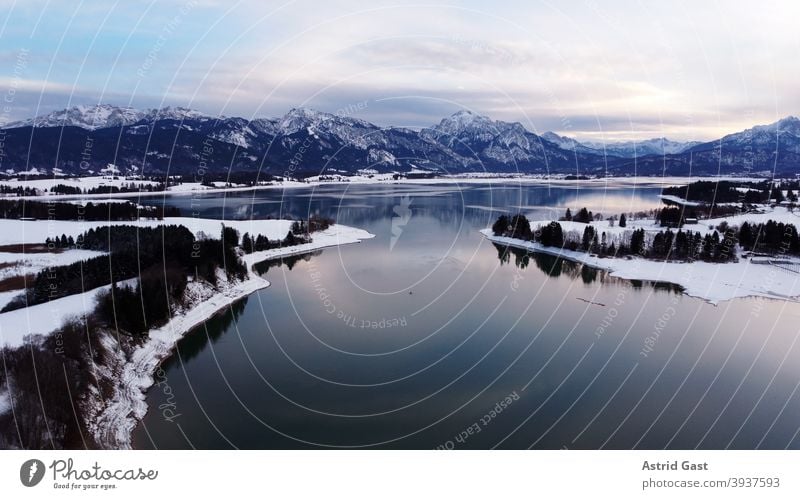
[132,181,800,449]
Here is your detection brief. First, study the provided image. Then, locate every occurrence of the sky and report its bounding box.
[0,0,797,142]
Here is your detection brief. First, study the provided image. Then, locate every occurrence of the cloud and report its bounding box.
[2,0,797,141]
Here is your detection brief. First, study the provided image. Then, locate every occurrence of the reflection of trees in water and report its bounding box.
[165,251,323,368]
[252,250,322,276]
[492,243,681,294]
[167,297,249,366]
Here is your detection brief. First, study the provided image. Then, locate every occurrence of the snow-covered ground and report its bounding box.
[0,278,137,348]
[706,205,800,229]
[241,224,374,267]
[0,389,9,416]
[0,290,20,311]
[659,194,700,206]
[0,248,107,315]
[523,206,800,245]
[0,249,106,280]
[0,285,105,347]
[482,228,800,305]
[88,223,373,449]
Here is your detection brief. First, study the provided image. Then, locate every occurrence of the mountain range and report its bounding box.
[1,104,798,177]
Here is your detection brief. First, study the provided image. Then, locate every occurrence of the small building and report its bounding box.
[683,217,698,225]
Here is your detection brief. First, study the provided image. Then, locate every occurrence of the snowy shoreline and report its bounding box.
[82,223,373,449]
[0,174,767,202]
[481,229,800,305]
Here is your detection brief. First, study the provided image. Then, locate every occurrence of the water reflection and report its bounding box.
[132,183,800,450]
[168,298,249,365]
[253,251,322,276]
[494,243,683,294]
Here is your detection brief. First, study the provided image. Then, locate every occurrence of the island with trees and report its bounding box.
[484,180,800,305]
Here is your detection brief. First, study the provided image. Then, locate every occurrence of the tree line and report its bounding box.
[50,182,167,195]
[739,220,800,255]
[0,199,180,221]
[0,184,37,196]
[491,213,738,263]
[241,216,333,254]
[662,180,798,207]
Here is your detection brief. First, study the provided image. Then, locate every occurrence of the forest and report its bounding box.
[2,224,246,311]
[0,315,104,449]
[661,180,799,206]
[0,198,180,221]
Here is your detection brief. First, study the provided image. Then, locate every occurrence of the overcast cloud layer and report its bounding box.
[0,0,797,141]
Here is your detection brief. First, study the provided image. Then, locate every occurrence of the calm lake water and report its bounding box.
[133,182,800,449]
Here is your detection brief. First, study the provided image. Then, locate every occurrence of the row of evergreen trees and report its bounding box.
[241,231,310,254]
[661,180,798,208]
[0,184,37,196]
[492,214,740,263]
[0,199,179,221]
[662,180,771,204]
[563,207,627,227]
[739,220,800,254]
[49,182,167,195]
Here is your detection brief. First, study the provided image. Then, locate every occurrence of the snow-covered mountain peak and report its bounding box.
[4,104,145,130]
[2,104,216,130]
[776,116,800,132]
[430,111,532,144]
[145,106,213,122]
[277,107,376,136]
[718,116,800,148]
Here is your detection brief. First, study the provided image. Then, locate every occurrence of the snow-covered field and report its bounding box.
[2,283,108,347]
[0,291,20,311]
[0,248,106,280]
[0,278,136,348]
[706,205,800,229]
